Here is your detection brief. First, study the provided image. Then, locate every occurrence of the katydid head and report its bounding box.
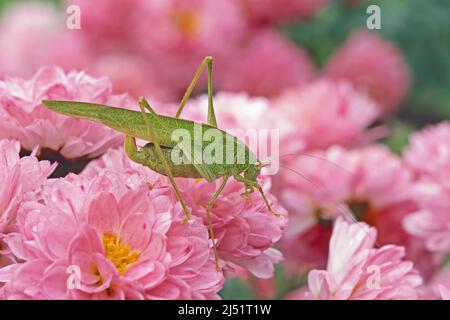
[241,160,280,217]
[255,160,271,171]
[244,160,270,184]
[242,160,272,191]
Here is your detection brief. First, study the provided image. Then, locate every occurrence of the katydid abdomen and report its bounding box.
[124,136,253,180]
[124,137,203,179]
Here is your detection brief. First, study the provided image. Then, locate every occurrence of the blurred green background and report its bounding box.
[283,0,450,155]
[0,0,448,298]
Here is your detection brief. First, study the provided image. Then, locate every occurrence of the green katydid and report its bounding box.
[42,56,280,270]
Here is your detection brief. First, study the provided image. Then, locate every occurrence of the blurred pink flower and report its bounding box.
[0,2,89,78]
[0,139,55,269]
[290,218,422,300]
[134,0,245,58]
[236,0,328,25]
[84,147,287,279]
[441,286,450,300]
[0,1,176,102]
[66,0,137,49]
[277,145,418,273]
[273,79,380,150]
[217,29,315,97]
[324,30,410,115]
[0,2,59,77]
[346,145,412,211]
[132,0,247,96]
[404,121,450,185]
[0,66,135,159]
[88,54,176,102]
[276,146,353,273]
[403,122,450,256]
[423,267,450,300]
[0,169,223,299]
[404,183,450,255]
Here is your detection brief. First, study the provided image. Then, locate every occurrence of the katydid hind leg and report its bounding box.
[140,97,156,114]
[137,97,192,222]
[205,176,229,271]
[205,57,217,128]
[175,56,218,128]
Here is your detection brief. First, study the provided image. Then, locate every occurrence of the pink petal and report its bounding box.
[41,265,69,299]
[87,192,120,234]
[119,211,153,252]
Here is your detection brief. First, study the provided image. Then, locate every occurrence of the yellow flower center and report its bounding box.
[102,234,140,275]
[170,10,199,36]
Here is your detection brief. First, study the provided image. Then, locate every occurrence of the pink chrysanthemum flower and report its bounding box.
[324,30,410,115]
[0,2,60,77]
[217,29,315,97]
[84,147,287,279]
[66,0,137,48]
[132,0,247,96]
[273,79,380,151]
[0,66,134,159]
[289,218,423,300]
[403,122,450,255]
[0,139,55,268]
[177,177,287,279]
[0,2,88,78]
[88,53,176,103]
[134,0,245,57]
[277,145,419,273]
[422,267,450,300]
[404,183,450,255]
[404,121,450,185]
[236,0,329,25]
[0,170,223,299]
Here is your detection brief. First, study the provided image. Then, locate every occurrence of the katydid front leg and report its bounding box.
[233,173,281,217]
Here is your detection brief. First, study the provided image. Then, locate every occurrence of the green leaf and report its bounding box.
[383,120,416,155]
[219,278,256,300]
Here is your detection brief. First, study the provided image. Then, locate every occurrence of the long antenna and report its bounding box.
[278,152,354,176]
[279,164,379,245]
